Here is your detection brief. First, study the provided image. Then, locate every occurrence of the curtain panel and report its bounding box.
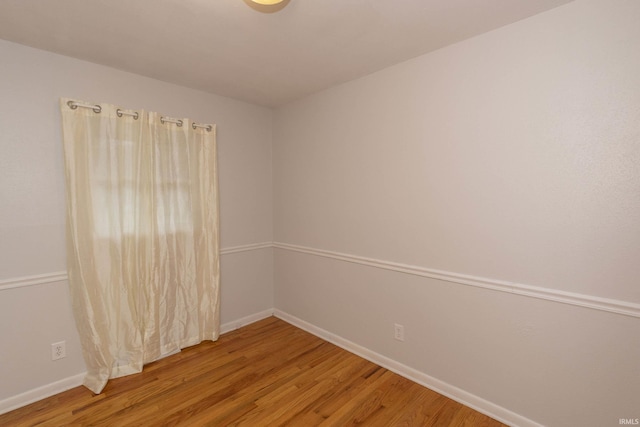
[60,98,220,394]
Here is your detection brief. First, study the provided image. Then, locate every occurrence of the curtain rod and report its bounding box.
[66,100,214,132]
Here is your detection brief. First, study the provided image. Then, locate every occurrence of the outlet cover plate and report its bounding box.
[51,341,66,360]
[394,324,405,341]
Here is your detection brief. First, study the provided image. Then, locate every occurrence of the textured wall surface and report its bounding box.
[273,1,640,425]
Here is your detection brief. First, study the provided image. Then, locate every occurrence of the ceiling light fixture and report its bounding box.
[244,0,290,13]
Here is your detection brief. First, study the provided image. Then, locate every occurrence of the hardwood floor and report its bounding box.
[0,317,506,426]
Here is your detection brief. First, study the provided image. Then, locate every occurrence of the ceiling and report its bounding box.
[0,0,573,107]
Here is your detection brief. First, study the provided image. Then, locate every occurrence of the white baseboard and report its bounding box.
[4,309,530,423]
[220,308,275,334]
[0,373,85,416]
[274,309,542,427]
[0,309,275,416]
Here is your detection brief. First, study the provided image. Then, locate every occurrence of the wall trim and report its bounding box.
[4,241,638,318]
[0,309,275,415]
[220,308,274,334]
[220,242,272,255]
[0,373,85,416]
[273,242,640,319]
[0,272,68,291]
[0,242,273,292]
[274,309,542,427]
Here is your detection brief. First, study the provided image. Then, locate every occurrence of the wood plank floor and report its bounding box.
[0,317,506,426]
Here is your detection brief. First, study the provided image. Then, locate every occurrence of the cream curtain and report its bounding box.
[60,98,220,394]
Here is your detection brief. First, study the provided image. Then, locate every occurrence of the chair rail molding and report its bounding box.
[0,241,273,292]
[0,272,68,291]
[3,241,638,319]
[272,242,640,319]
[220,241,272,255]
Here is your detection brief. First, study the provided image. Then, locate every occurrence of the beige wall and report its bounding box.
[273,1,640,426]
[0,39,273,402]
[2,1,640,425]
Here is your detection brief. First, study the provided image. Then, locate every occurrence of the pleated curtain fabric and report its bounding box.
[60,98,220,394]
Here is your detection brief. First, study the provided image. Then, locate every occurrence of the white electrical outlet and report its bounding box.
[51,341,66,361]
[394,324,405,342]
